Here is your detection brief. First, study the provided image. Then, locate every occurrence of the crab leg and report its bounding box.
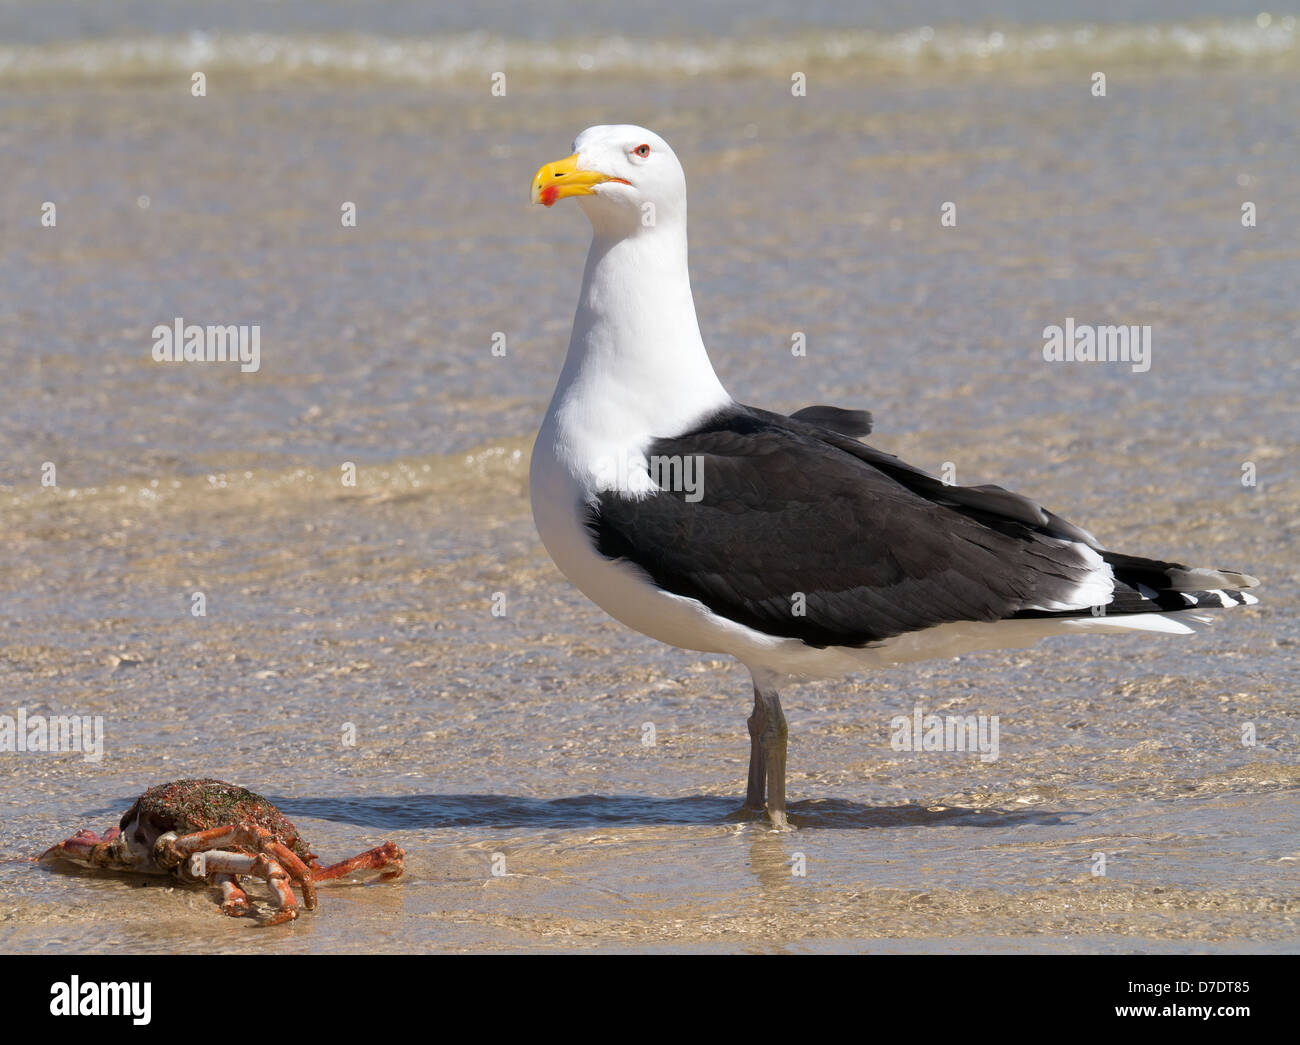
[248,852,299,926]
[310,842,405,883]
[265,840,317,911]
[212,873,250,916]
[39,826,122,868]
[154,824,258,868]
[162,825,319,910]
[195,850,300,925]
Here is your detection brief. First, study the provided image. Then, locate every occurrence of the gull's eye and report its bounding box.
[633,144,651,158]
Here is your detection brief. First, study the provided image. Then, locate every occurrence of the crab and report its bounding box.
[39,778,404,925]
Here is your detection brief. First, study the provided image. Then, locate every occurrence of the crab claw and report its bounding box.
[376,843,405,882]
[40,827,122,868]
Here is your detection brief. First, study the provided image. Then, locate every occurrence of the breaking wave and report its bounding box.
[1,17,1298,85]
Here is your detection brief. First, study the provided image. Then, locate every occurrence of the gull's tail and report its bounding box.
[1100,551,1260,612]
[1014,549,1261,627]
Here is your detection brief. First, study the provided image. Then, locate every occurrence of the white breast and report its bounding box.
[529,411,738,656]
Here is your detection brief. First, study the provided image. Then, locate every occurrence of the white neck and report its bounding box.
[541,220,731,481]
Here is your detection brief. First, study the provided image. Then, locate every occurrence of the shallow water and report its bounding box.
[1,5,1298,952]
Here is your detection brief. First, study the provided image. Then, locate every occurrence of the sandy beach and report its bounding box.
[1,3,1297,952]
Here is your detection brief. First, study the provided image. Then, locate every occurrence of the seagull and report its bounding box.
[527,124,1261,829]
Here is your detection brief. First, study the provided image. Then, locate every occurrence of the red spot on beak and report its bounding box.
[540,185,559,207]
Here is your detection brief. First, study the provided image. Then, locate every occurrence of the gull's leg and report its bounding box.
[755,682,790,830]
[745,684,768,810]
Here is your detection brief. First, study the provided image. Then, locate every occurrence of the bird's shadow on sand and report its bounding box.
[268,793,1088,832]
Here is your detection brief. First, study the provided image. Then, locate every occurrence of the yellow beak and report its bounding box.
[531,153,616,207]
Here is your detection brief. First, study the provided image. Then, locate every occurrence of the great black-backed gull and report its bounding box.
[528,124,1260,829]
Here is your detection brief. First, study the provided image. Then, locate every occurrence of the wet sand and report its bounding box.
[0,431,1295,952]
[1,55,1298,951]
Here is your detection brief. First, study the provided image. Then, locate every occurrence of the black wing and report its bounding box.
[789,404,873,437]
[587,404,1104,648]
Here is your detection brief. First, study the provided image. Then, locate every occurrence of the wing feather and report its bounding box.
[589,404,1101,647]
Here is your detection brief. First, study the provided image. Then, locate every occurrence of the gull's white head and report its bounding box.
[530,124,686,235]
